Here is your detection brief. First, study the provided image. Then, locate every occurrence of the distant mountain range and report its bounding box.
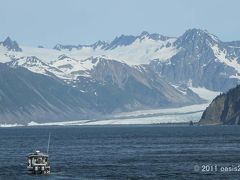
[1,28,240,124]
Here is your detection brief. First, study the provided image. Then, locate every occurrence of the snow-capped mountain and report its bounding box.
[0,55,204,124]
[7,56,64,78]
[149,29,240,91]
[1,28,240,123]
[72,57,203,112]
[2,29,240,92]
[50,55,101,79]
[0,31,178,67]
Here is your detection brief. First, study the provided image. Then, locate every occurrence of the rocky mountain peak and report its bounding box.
[140,31,150,37]
[107,34,137,49]
[92,40,109,49]
[1,36,22,52]
[175,28,219,48]
[139,31,171,41]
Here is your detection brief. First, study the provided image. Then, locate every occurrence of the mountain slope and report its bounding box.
[200,85,240,124]
[0,63,98,124]
[91,57,203,108]
[149,29,240,91]
[69,57,204,113]
[0,57,204,124]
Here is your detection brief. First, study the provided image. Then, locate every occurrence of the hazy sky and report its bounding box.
[0,0,239,47]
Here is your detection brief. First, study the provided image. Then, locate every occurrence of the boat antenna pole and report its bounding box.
[47,133,51,155]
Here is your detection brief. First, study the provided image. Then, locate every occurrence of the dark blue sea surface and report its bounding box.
[1,125,240,179]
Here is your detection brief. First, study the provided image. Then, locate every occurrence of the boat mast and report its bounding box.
[47,133,51,155]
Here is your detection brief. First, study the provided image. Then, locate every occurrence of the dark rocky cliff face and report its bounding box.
[200,85,240,124]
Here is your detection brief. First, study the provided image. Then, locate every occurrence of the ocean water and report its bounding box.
[1,125,240,179]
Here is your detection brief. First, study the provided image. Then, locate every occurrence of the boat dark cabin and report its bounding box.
[27,150,50,174]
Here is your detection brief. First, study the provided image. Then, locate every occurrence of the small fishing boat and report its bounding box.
[27,150,50,174]
[27,133,51,174]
